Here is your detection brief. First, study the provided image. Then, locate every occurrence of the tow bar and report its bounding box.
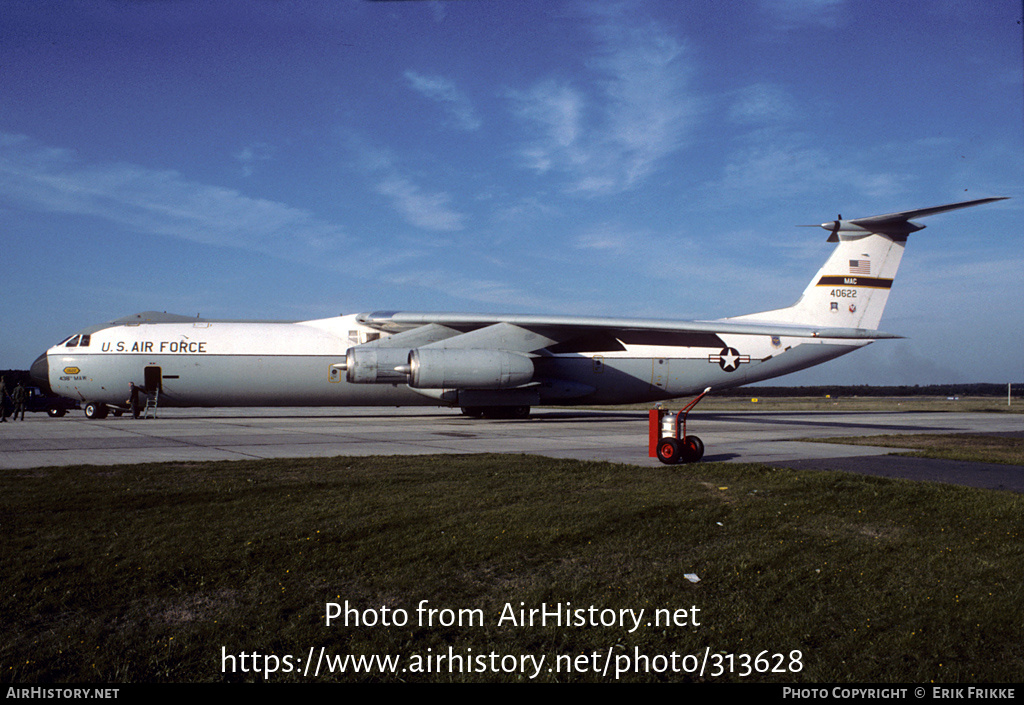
[649,387,711,464]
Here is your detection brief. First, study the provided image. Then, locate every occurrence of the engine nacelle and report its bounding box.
[407,348,534,389]
[344,347,411,384]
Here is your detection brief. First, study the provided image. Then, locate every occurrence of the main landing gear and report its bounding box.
[650,387,711,465]
[460,405,531,420]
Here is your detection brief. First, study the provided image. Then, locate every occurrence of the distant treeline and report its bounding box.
[1,370,32,386]
[726,383,1018,398]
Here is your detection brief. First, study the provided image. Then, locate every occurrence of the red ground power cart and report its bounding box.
[649,387,711,464]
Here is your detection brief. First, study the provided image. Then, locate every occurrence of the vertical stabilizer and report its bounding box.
[729,197,1006,330]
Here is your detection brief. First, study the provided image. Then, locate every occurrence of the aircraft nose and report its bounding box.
[30,352,53,395]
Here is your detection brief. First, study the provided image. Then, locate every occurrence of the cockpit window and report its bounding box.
[79,334,91,347]
[66,335,81,347]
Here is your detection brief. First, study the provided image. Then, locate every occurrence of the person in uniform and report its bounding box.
[11,382,28,421]
[128,382,143,419]
[0,377,9,422]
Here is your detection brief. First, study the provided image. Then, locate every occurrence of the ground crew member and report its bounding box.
[0,377,8,422]
[129,382,142,419]
[11,382,28,421]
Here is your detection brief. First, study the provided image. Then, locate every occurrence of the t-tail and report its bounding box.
[730,197,1007,331]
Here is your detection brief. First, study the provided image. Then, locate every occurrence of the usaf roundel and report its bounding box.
[709,347,750,372]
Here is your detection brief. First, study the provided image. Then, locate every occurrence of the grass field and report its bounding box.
[3,452,1022,683]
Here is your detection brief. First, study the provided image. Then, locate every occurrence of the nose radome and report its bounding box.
[30,352,53,395]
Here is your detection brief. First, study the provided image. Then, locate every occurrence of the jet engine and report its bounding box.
[342,347,411,384]
[402,348,534,389]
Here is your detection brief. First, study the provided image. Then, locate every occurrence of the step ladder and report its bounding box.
[143,389,159,419]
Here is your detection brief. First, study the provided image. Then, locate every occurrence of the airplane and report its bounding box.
[30,197,1005,437]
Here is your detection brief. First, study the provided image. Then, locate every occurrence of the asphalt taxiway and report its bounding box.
[1,407,1021,492]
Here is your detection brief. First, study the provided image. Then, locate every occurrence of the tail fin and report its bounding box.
[738,228,907,330]
[731,197,1006,331]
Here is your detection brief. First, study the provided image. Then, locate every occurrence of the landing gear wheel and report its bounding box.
[682,435,704,463]
[479,406,531,419]
[84,402,109,420]
[656,437,681,465]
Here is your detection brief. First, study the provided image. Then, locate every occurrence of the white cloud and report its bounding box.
[375,176,467,232]
[404,71,481,132]
[728,84,797,126]
[0,132,347,257]
[233,142,274,177]
[711,140,910,204]
[510,6,696,195]
[382,268,555,311]
[762,0,847,30]
[511,80,585,174]
[343,130,469,232]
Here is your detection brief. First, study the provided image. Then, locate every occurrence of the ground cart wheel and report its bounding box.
[682,435,704,463]
[657,437,681,465]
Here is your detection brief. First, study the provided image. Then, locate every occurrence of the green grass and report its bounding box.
[3,454,1022,683]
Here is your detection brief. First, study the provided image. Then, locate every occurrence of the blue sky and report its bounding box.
[1,0,1021,386]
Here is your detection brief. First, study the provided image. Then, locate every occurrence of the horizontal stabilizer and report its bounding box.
[814,196,1007,241]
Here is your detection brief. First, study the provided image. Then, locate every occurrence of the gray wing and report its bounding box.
[355,311,899,354]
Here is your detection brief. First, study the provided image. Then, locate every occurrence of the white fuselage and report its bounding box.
[37,313,864,409]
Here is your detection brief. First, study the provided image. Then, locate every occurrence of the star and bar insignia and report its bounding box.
[708,347,749,372]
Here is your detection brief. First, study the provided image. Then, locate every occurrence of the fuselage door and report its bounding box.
[144,366,162,393]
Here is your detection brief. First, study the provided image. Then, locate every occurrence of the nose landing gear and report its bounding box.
[84,402,109,420]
